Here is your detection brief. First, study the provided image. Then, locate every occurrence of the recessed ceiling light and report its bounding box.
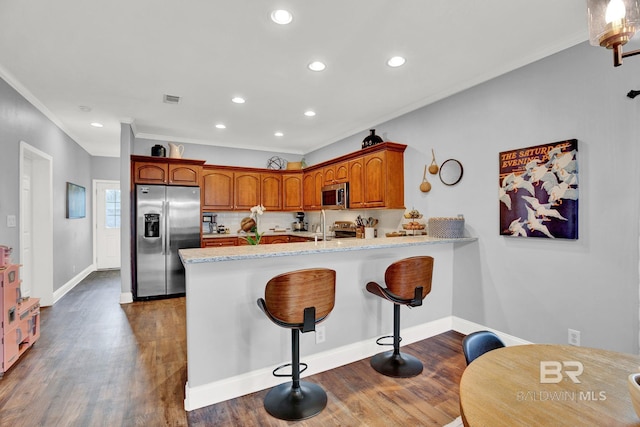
[271,9,292,25]
[90,122,103,128]
[232,97,245,104]
[387,56,406,67]
[274,132,284,137]
[215,124,226,129]
[308,61,326,72]
[304,110,316,117]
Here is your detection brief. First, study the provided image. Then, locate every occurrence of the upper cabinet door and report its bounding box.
[282,173,303,211]
[133,162,168,184]
[261,173,282,211]
[348,158,365,209]
[169,164,200,186]
[201,168,234,210]
[323,161,348,185]
[234,172,261,210]
[363,152,386,208]
[302,169,324,210]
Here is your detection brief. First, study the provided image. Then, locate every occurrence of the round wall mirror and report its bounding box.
[439,159,464,186]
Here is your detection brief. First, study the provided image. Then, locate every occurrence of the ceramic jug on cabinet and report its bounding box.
[168,143,184,159]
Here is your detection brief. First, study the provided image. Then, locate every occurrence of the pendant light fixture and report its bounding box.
[587,0,640,66]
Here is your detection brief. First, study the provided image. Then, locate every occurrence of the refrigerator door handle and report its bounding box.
[161,201,166,255]
[165,201,171,255]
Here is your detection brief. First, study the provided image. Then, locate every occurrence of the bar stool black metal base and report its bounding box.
[370,350,424,378]
[264,381,327,421]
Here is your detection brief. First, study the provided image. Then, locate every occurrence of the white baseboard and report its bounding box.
[184,316,529,411]
[184,316,453,411]
[452,316,531,346]
[119,292,133,304]
[53,264,95,304]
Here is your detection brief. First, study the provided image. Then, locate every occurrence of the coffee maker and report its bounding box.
[292,212,307,231]
[202,213,218,234]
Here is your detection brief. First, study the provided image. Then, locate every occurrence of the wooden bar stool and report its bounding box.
[365,256,434,377]
[257,268,336,421]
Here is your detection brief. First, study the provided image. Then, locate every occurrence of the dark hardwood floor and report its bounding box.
[0,270,465,426]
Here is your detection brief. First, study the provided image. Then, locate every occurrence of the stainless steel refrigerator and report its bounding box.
[135,184,200,298]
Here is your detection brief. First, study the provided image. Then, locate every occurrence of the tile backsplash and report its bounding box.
[203,209,407,235]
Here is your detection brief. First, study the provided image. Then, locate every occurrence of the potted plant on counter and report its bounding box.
[240,205,265,245]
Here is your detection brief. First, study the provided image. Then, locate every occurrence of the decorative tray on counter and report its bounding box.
[402,223,426,230]
[402,209,426,232]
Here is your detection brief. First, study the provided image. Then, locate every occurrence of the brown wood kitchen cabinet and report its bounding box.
[202,167,300,213]
[261,235,290,244]
[357,149,405,209]
[202,237,237,247]
[288,235,313,243]
[260,173,282,211]
[282,173,303,211]
[348,157,365,208]
[323,161,348,185]
[131,156,204,186]
[302,142,405,210]
[302,168,324,210]
[201,167,234,211]
[168,163,201,186]
[133,161,168,184]
[234,171,261,210]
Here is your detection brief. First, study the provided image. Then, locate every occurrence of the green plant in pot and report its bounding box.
[244,226,263,245]
[240,204,265,245]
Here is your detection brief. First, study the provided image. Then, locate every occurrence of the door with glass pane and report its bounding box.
[96,181,121,269]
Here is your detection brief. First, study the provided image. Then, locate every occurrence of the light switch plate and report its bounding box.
[7,215,16,227]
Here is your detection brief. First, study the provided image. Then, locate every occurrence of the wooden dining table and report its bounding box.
[459,344,640,426]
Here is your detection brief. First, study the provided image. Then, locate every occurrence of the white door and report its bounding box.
[21,158,33,297]
[20,142,53,306]
[96,181,121,269]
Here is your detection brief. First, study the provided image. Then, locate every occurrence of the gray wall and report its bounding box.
[0,77,96,292]
[307,42,640,353]
[133,137,301,169]
[91,156,120,181]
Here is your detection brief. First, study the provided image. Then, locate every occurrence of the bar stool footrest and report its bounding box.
[272,362,308,378]
[375,335,402,347]
[264,381,328,421]
[370,350,423,378]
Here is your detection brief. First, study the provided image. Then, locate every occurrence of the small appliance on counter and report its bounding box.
[292,212,308,231]
[333,221,357,238]
[203,213,218,234]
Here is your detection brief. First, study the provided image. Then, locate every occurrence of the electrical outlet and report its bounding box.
[568,329,580,346]
[315,325,326,344]
[7,215,16,227]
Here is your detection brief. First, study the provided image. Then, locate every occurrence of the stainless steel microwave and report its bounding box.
[321,182,349,209]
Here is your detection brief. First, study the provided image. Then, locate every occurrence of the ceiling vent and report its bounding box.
[163,94,181,104]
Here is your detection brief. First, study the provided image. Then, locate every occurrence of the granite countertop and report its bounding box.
[180,235,476,264]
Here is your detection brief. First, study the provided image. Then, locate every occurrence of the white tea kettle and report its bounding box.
[168,143,184,159]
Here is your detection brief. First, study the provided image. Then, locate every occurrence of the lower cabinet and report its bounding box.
[202,237,238,247]
[202,234,316,247]
[1,264,40,375]
[261,235,290,244]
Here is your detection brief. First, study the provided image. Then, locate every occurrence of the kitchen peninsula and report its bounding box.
[179,234,476,411]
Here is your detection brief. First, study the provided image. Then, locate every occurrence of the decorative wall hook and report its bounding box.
[627,90,640,99]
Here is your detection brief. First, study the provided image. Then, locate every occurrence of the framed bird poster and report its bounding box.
[499,139,578,239]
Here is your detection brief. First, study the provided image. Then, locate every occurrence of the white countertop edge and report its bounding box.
[180,236,477,264]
